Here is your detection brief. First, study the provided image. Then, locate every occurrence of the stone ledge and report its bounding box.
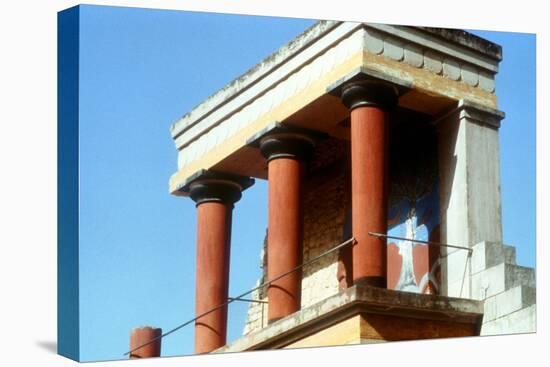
[434,99,505,129]
[216,284,483,353]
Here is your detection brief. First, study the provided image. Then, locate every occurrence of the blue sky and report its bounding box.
[76,5,536,362]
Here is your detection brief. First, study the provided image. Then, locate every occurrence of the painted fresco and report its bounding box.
[387,184,440,294]
[387,116,441,294]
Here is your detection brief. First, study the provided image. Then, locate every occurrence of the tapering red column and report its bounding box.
[129,326,162,359]
[341,81,398,287]
[185,170,254,354]
[257,128,316,322]
[194,200,231,353]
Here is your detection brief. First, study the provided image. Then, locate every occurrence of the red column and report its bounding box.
[267,156,304,321]
[194,200,232,353]
[350,105,389,287]
[341,81,397,287]
[129,326,162,359]
[258,129,315,323]
[186,172,254,354]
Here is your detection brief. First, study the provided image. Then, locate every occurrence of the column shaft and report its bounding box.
[194,201,232,353]
[267,157,304,322]
[351,105,389,287]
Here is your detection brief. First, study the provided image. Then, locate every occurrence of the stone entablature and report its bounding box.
[169,21,502,194]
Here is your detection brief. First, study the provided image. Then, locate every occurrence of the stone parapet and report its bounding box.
[219,284,483,352]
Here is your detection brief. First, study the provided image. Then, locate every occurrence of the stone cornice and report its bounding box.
[170,22,502,147]
[419,27,502,61]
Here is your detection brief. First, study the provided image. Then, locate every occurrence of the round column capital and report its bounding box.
[259,132,316,162]
[340,80,399,111]
[180,169,255,206]
[189,179,244,206]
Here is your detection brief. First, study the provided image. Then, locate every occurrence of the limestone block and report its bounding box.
[478,71,496,92]
[502,245,516,265]
[482,285,536,323]
[424,50,443,74]
[442,58,461,80]
[480,304,536,335]
[383,37,404,61]
[364,28,384,55]
[403,43,423,67]
[461,64,479,87]
[471,263,535,300]
[471,241,514,274]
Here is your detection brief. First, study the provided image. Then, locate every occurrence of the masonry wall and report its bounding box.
[301,138,348,308]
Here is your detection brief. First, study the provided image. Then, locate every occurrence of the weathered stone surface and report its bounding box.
[482,285,536,323]
[471,262,535,300]
[502,244,516,265]
[424,50,443,74]
[383,37,404,61]
[364,28,384,54]
[471,241,513,274]
[481,304,536,335]
[478,71,496,92]
[419,27,502,61]
[404,43,423,67]
[442,58,461,80]
[461,64,479,86]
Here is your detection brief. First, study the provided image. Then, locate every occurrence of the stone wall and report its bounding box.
[301,138,348,308]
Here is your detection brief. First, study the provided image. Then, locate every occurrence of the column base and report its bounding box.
[354,276,386,288]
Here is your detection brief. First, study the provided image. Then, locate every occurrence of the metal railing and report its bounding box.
[368,232,472,253]
[123,237,356,357]
[369,232,473,297]
[124,232,472,356]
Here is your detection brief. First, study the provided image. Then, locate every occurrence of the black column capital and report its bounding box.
[259,133,315,162]
[178,169,254,206]
[247,122,326,162]
[340,81,398,111]
[327,67,406,111]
